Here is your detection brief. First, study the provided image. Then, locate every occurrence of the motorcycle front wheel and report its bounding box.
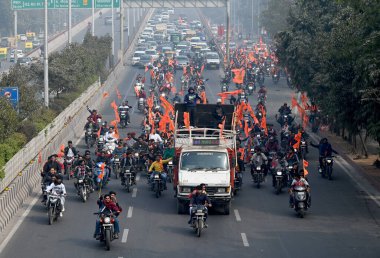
[105,229,111,251]
[48,207,54,225]
[197,219,203,237]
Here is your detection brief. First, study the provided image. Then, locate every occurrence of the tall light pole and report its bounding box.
[68,0,72,44]
[226,0,231,66]
[111,0,115,66]
[120,0,124,65]
[14,10,18,63]
[127,8,130,43]
[44,0,49,107]
[91,0,95,36]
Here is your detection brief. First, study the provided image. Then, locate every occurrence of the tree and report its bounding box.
[0,98,19,142]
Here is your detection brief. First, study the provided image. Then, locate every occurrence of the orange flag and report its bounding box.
[116,87,122,100]
[291,94,298,108]
[171,86,177,94]
[232,68,245,84]
[160,96,174,116]
[183,112,190,129]
[98,163,106,180]
[303,159,309,176]
[293,132,302,149]
[102,92,109,99]
[201,64,205,73]
[147,96,154,109]
[57,144,65,158]
[145,66,149,72]
[261,116,268,135]
[200,91,207,104]
[110,101,120,122]
[38,152,42,164]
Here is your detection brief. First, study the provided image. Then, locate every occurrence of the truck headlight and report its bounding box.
[217,188,226,193]
[182,187,191,193]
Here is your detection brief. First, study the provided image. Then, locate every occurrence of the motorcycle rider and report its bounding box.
[86,107,102,123]
[265,136,280,153]
[172,93,182,103]
[94,194,121,239]
[148,154,172,190]
[74,159,94,193]
[46,177,66,217]
[121,151,137,186]
[289,171,310,208]
[250,147,268,178]
[41,167,61,203]
[64,140,78,169]
[43,154,63,175]
[188,184,212,227]
[99,122,109,136]
[310,138,338,170]
[105,126,117,141]
[118,101,132,125]
[83,150,95,171]
[184,87,201,125]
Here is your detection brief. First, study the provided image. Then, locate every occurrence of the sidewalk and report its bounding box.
[317,128,380,192]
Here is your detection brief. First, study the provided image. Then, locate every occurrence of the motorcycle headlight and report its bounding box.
[104,217,111,223]
[78,179,83,183]
[134,153,139,157]
[248,86,253,90]
[115,158,119,162]
[154,174,160,179]
[168,161,173,165]
[301,141,306,144]
[284,115,288,118]
[256,166,261,170]
[327,159,332,163]
[217,188,226,193]
[288,166,293,169]
[276,171,282,176]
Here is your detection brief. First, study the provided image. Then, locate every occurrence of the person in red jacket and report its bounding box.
[94,194,121,239]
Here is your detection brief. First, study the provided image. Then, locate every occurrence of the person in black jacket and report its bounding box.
[184,87,201,125]
[188,184,212,226]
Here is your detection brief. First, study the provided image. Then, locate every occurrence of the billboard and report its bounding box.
[0,87,19,109]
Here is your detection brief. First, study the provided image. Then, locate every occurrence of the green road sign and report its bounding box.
[11,0,120,10]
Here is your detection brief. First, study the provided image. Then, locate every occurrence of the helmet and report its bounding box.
[188,87,194,93]
[217,98,222,103]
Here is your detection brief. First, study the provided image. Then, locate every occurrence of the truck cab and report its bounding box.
[173,104,237,215]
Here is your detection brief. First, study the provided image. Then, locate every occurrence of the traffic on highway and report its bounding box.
[0,3,379,258]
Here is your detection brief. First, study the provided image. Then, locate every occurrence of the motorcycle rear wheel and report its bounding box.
[80,187,87,203]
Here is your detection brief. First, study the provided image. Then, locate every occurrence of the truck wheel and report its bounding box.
[223,203,231,215]
[177,200,185,214]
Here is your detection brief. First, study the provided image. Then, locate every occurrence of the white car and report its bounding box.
[10,49,24,62]
[20,34,27,41]
[205,52,220,69]
[145,49,159,61]
[132,51,145,66]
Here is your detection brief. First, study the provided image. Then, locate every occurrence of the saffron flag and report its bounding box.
[115,87,122,100]
[232,68,245,84]
[110,101,120,122]
[183,112,190,129]
[303,159,309,176]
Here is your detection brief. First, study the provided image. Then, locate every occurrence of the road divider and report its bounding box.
[121,229,129,243]
[132,188,138,198]
[234,209,241,222]
[241,233,250,247]
[127,206,134,218]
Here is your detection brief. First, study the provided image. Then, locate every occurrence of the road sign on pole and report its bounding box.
[11,0,119,10]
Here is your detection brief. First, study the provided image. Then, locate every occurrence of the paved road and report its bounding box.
[1,10,380,258]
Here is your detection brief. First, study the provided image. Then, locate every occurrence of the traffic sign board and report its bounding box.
[11,0,120,10]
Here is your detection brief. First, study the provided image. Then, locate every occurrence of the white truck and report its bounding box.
[173,104,237,215]
[205,51,220,69]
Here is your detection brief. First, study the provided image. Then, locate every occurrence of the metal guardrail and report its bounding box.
[0,8,154,232]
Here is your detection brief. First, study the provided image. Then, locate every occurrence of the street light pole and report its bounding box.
[14,10,18,63]
[111,0,115,66]
[44,0,49,107]
[92,0,95,36]
[68,0,72,44]
[226,0,231,66]
[127,8,130,43]
[120,0,124,65]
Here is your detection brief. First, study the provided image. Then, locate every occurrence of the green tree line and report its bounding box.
[0,33,111,178]
[261,0,380,149]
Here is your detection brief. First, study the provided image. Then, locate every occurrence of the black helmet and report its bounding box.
[188,87,194,93]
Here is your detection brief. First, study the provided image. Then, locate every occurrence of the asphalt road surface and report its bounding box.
[1,10,379,258]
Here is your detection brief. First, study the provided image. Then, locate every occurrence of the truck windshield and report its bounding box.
[180,152,228,170]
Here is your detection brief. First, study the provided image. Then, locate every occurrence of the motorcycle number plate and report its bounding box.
[195,213,204,216]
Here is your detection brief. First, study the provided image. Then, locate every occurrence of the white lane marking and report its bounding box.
[136,174,140,181]
[132,188,137,198]
[241,233,250,247]
[0,194,39,254]
[121,229,129,243]
[127,206,133,218]
[308,133,380,208]
[234,209,241,222]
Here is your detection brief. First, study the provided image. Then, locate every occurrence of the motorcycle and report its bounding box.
[94,210,116,251]
[286,162,298,186]
[85,127,96,148]
[122,166,135,193]
[47,193,63,225]
[300,139,307,159]
[77,174,92,202]
[281,132,290,150]
[258,92,266,104]
[64,156,75,180]
[292,186,309,218]
[138,98,145,112]
[246,82,255,95]
[272,73,280,84]
[151,172,164,198]
[251,163,265,188]
[190,205,208,237]
[119,110,128,128]
[97,136,105,153]
[274,168,287,195]
[320,156,334,180]
[221,83,229,92]
[113,155,121,179]
[167,160,174,183]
